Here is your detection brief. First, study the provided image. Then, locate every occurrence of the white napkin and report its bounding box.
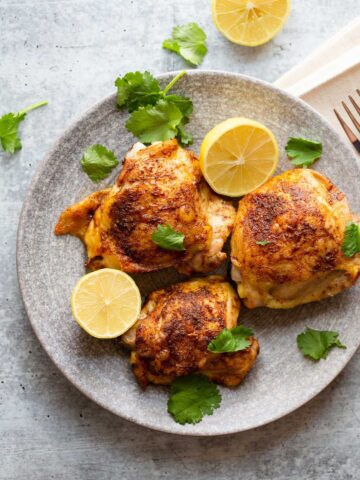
[275,17,360,148]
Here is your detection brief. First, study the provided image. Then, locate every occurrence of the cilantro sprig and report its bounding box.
[151,224,185,251]
[115,70,193,145]
[167,374,221,425]
[163,23,207,66]
[297,327,346,361]
[80,144,119,182]
[115,71,162,112]
[342,221,360,257]
[208,325,253,354]
[0,101,48,154]
[285,137,323,168]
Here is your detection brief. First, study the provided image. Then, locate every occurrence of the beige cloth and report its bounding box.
[275,17,360,146]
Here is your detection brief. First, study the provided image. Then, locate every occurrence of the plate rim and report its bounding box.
[16,69,360,436]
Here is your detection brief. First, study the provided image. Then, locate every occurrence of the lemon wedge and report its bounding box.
[71,269,141,339]
[199,117,278,197]
[212,0,290,47]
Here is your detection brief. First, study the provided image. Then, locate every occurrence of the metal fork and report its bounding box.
[334,89,360,153]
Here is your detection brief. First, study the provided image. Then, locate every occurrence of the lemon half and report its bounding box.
[200,117,278,197]
[212,0,291,47]
[71,269,141,339]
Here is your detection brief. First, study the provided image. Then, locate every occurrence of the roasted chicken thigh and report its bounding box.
[122,276,259,388]
[55,140,235,275]
[231,169,360,309]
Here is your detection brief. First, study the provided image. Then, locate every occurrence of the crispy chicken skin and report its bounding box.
[122,276,259,388]
[231,169,360,309]
[55,140,235,275]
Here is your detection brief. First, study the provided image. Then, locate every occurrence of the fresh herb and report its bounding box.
[151,224,185,251]
[163,23,207,66]
[125,100,183,144]
[256,240,271,246]
[115,70,193,145]
[81,144,119,182]
[342,221,360,257]
[285,137,323,168]
[115,71,162,112]
[297,327,346,361]
[208,325,253,353]
[177,121,193,146]
[167,374,221,425]
[0,101,48,154]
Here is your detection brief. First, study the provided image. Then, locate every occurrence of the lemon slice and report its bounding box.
[200,117,278,197]
[71,269,141,339]
[212,0,290,46]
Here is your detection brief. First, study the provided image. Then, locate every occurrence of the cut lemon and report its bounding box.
[212,0,290,47]
[71,269,141,339]
[200,117,278,197]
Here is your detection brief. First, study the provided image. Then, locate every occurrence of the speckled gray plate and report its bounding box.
[17,70,360,436]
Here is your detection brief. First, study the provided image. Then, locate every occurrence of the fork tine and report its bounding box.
[342,101,360,134]
[357,89,360,97]
[334,108,360,153]
[349,95,360,116]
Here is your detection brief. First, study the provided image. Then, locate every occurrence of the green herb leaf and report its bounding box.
[177,121,193,146]
[81,144,119,182]
[164,94,193,117]
[208,325,253,353]
[163,23,207,66]
[256,240,271,246]
[285,137,323,168]
[151,224,185,251]
[297,327,346,361]
[115,71,193,146]
[115,71,162,112]
[168,374,221,425]
[342,221,360,257]
[0,101,47,154]
[126,99,183,144]
[0,113,25,153]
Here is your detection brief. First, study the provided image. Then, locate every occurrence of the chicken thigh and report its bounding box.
[55,140,235,275]
[122,276,259,388]
[231,169,360,309]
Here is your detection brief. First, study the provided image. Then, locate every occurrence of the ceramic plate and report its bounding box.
[17,70,360,435]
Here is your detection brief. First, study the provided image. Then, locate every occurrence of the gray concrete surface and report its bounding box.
[1,0,359,478]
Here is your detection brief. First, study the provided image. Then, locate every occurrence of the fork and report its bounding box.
[334,89,360,153]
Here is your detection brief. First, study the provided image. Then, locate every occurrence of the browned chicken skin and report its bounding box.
[122,276,259,388]
[55,140,235,275]
[231,169,360,309]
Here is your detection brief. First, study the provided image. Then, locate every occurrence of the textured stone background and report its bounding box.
[1,0,359,478]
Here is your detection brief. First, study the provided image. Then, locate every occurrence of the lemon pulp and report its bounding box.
[71,269,141,339]
[212,0,291,46]
[200,117,278,197]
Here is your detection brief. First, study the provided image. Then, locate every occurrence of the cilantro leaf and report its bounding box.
[256,240,271,246]
[177,121,193,146]
[115,71,162,112]
[168,374,221,425]
[163,23,207,66]
[0,113,25,153]
[297,327,346,361]
[151,224,185,251]
[285,137,323,168]
[162,94,193,145]
[115,70,193,146]
[165,94,193,117]
[81,144,119,182]
[125,99,183,144]
[0,101,47,154]
[342,221,360,257]
[208,325,253,353]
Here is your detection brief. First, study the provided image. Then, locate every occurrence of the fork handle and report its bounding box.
[354,139,360,153]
